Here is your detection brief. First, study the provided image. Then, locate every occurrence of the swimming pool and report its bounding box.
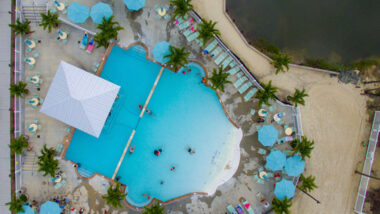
[65,45,242,207]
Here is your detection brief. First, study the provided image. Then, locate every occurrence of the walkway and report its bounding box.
[0,0,11,213]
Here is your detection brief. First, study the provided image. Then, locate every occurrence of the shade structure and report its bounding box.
[274,179,296,200]
[18,205,34,214]
[68,2,90,23]
[258,125,279,146]
[265,150,286,171]
[40,61,120,138]
[40,201,62,214]
[285,155,305,176]
[90,2,113,24]
[152,41,171,64]
[123,0,146,11]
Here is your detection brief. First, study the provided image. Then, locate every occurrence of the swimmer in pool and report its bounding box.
[186,146,195,154]
[170,165,176,171]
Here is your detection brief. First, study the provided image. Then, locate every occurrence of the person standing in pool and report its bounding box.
[138,104,143,110]
[186,146,195,154]
[146,108,154,116]
[154,148,163,156]
[170,165,176,171]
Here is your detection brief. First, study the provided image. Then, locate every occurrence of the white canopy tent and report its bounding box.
[40,61,120,138]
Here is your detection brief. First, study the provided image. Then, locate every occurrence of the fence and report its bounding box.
[189,10,302,185]
[14,0,25,195]
[354,111,380,213]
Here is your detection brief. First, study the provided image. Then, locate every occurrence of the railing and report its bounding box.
[58,17,97,35]
[354,111,380,214]
[189,10,302,186]
[14,0,25,195]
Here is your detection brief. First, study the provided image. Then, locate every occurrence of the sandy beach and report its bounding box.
[192,0,369,212]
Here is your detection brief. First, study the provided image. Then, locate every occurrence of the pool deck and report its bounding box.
[19,0,297,213]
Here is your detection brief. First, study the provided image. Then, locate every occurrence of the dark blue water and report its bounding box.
[227,0,380,63]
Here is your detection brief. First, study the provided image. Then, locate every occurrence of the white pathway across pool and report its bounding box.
[0,0,11,213]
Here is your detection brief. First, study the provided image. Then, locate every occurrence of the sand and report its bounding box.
[192,0,370,212]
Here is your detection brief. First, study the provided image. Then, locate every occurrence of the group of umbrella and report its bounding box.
[67,0,146,24]
[258,125,305,200]
[18,201,62,214]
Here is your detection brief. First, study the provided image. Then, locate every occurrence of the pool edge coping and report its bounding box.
[60,41,240,210]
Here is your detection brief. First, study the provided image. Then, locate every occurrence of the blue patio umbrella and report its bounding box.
[274,179,296,200]
[68,2,90,23]
[265,150,286,171]
[90,2,113,24]
[123,0,146,11]
[40,201,62,214]
[258,125,279,147]
[285,155,305,176]
[18,205,34,214]
[152,41,171,64]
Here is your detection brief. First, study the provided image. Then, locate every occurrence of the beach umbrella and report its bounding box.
[274,179,296,200]
[68,2,90,23]
[40,201,62,214]
[285,155,305,176]
[123,0,146,11]
[90,2,113,24]
[18,205,35,214]
[258,125,279,147]
[152,41,171,64]
[265,150,286,171]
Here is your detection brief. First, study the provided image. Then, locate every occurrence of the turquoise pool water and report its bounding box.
[65,45,241,207]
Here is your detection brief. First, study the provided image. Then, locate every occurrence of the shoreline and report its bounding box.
[192,0,369,213]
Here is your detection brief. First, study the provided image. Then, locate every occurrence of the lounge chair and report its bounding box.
[215,52,228,65]
[86,39,95,54]
[33,52,39,58]
[80,33,88,49]
[164,14,170,19]
[204,40,218,53]
[241,199,255,214]
[229,61,236,68]
[28,64,34,69]
[238,82,252,94]
[250,109,255,115]
[236,204,245,214]
[258,148,267,155]
[178,21,191,30]
[50,8,57,13]
[257,178,264,184]
[234,76,247,88]
[54,182,62,189]
[227,205,238,214]
[183,29,193,37]
[187,32,199,42]
[269,106,275,112]
[210,47,221,58]
[227,67,240,75]
[221,56,233,69]
[278,137,286,144]
[236,72,243,78]
[33,118,38,123]
[244,88,257,101]
[57,144,64,153]
[176,15,188,25]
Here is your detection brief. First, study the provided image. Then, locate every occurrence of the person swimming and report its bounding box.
[186,146,195,154]
[138,104,143,110]
[154,148,163,156]
[201,77,207,84]
[170,165,176,171]
[129,145,135,153]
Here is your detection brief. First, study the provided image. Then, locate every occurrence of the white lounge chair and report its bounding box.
[238,82,252,94]
[234,76,247,88]
[244,88,258,101]
[215,52,227,65]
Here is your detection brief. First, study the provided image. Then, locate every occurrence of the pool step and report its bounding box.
[77,167,95,178]
[129,45,147,57]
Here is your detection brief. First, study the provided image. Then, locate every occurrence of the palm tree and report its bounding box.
[9,134,29,155]
[297,174,320,204]
[255,80,278,107]
[94,16,124,49]
[271,52,292,74]
[197,19,220,46]
[287,88,308,107]
[164,46,190,71]
[37,145,59,177]
[170,0,194,19]
[290,136,314,160]
[102,182,127,208]
[143,202,165,214]
[9,18,32,36]
[271,197,292,214]
[6,194,27,213]
[207,66,231,92]
[298,174,317,192]
[9,81,29,98]
[39,10,61,33]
